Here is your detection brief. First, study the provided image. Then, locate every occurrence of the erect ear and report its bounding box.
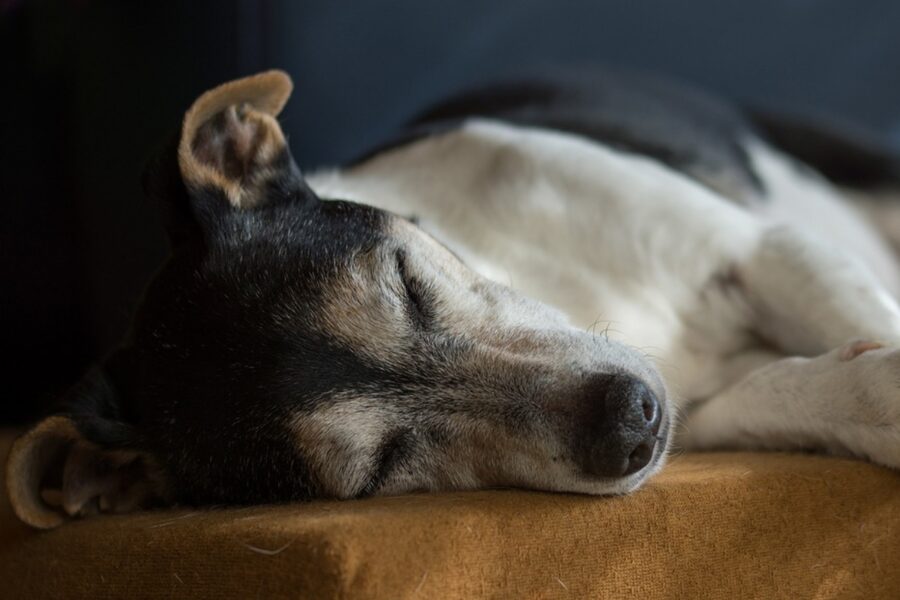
[178,69,306,210]
[5,369,169,529]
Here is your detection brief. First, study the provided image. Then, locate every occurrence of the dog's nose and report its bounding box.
[576,374,662,478]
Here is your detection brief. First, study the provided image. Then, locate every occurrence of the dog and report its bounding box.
[7,67,900,529]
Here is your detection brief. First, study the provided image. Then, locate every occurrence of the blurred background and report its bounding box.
[2,0,900,424]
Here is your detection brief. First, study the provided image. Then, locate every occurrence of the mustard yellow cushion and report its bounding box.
[1,430,898,599]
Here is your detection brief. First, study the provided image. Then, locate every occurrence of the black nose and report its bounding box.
[576,374,663,478]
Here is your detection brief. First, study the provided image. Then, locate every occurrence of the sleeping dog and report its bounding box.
[7,68,900,528]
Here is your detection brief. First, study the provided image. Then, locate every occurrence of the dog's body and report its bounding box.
[310,68,900,460]
[7,67,900,528]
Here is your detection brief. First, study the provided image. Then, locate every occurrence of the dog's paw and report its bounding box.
[820,343,900,469]
[683,343,900,470]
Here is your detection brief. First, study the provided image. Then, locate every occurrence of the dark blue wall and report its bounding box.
[269,1,900,167]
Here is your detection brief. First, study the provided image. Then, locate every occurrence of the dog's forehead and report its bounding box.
[134,194,579,411]
[186,197,397,299]
[133,198,399,371]
[268,198,392,260]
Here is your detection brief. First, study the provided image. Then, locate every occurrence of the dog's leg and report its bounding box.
[682,341,900,468]
[737,225,900,353]
[682,225,900,467]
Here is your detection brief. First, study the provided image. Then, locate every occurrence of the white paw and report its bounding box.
[820,342,900,469]
[683,343,900,470]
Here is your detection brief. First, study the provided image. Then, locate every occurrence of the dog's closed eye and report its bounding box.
[357,429,412,498]
[395,249,434,329]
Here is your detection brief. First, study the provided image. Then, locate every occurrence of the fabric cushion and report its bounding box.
[1,430,898,599]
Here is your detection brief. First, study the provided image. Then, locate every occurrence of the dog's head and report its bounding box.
[6,71,671,528]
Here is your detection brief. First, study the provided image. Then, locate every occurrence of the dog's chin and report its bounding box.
[569,459,668,497]
[514,430,673,498]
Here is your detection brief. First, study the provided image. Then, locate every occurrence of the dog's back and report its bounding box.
[308,66,900,398]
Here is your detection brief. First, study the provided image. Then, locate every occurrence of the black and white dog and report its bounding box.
[8,68,900,528]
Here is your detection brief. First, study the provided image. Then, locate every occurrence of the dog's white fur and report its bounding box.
[308,118,900,470]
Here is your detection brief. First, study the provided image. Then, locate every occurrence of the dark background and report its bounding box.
[2,0,900,424]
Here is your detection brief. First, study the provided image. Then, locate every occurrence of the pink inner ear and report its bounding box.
[60,440,164,517]
[177,70,293,208]
[191,104,266,183]
[61,440,122,516]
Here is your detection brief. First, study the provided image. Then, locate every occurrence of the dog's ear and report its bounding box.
[179,69,307,209]
[5,366,169,529]
[143,70,314,246]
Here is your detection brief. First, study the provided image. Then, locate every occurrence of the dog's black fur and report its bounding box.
[361,66,900,199]
[55,133,404,504]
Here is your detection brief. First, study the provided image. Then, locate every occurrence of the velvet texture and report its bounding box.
[2,431,898,599]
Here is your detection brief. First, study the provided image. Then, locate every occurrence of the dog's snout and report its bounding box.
[577,374,663,479]
[641,386,662,437]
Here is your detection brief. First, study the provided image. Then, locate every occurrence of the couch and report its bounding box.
[1,430,898,599]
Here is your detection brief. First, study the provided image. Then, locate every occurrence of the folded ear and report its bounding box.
[178,69,303,209]
[5,370,169,529]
